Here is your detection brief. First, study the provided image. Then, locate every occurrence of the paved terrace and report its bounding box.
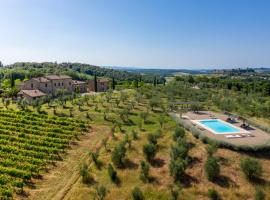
[177,111,270,146]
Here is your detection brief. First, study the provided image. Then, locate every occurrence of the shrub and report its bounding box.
[205,156,220,181]
[102,138,108,151]
[207,189,220,200]
[169,158,186,182]
[124,133,131,148]
[159,115,165,128]
[111,142,127,168]
[80,163,93,184]
[149,97,159,111]
[173,126,185,141]
[143,143,157,162]
[176,137,189,148]
[170,186,179,200]
[139,161,150,183]
[89,151,99,168]
[206,142,218,156]
[140,112,148,123]
[155,129,162,138]
[94,185,108,200]
[108,163,117,183]
[240,158,262,180]
[132,129,138,140]
[131,187,144,200]
[170,144,188,160]
[147,133,158,145]
[254,187,265,200]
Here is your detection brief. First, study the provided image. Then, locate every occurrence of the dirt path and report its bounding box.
[17,125,109,200]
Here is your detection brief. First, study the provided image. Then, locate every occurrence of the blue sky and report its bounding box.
[0,0,270,69]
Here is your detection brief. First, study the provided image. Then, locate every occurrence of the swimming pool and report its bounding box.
[194,119,248,134]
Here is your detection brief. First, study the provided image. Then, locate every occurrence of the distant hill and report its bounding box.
[106,66,270,76]
[2,62,166,83]
[104,66,213,76]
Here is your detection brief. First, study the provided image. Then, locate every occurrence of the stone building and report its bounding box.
[19,75,87,102]
[88,78,110,92]
[18,90,47,102]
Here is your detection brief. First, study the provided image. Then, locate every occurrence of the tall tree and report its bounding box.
[112,76,116,90]
[10,73,15,88]
[153,76,157,86]
[94,74,98,92]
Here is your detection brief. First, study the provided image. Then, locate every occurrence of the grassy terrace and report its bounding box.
[0,85,268,200]
[0,110,87,199]
[8,89,268,200]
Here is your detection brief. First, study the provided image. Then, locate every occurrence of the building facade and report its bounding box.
[88,79,110,92]
[18,90,47,102]
[19,75,87,102]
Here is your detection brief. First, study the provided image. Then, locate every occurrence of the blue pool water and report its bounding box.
[199,119,240,134]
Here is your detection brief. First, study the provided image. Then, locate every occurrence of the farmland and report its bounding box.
[12,88,269,200]
[0,110,87,199]
[0,75,269,199]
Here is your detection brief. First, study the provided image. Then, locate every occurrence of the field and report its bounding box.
[0,110,87,199]
[7,89,269,200]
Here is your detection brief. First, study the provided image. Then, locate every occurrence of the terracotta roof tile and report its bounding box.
[20,90,47,98]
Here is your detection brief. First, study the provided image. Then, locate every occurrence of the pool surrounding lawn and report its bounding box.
[194,119,249,134]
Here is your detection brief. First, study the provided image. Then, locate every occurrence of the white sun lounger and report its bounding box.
[225,135,243,139]
[181,115,190,119]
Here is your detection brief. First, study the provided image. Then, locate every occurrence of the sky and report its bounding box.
[0,0,270,69]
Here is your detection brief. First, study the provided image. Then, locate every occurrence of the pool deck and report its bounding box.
[178,111,270,146]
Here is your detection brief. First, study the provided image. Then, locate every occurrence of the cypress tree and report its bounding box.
[112,77,115,90]
[153,76,156,86]
[94,74,98,92]
[10,73,15,88]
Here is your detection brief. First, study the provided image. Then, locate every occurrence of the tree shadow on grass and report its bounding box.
[84,178,97,186]
[27,181,37,189]
[113,177,122,187]
[79,107,89,112]
[249,177,270,186]
[124,159,139,170]
[148,176,161,185]
[129,112,138,116]
[244,150,270,160]
[124,119,136,126]
[17,189,30,198]
[152,109,163,113]
[55,112,69,117]
[38,110,48,115]
[94,161,104,171]
[213,175,233,188]
[151,158,165,168]
[188,156,201,168]
[144,120,155,125]
[70,141,79,145]
[181,174,198,187]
